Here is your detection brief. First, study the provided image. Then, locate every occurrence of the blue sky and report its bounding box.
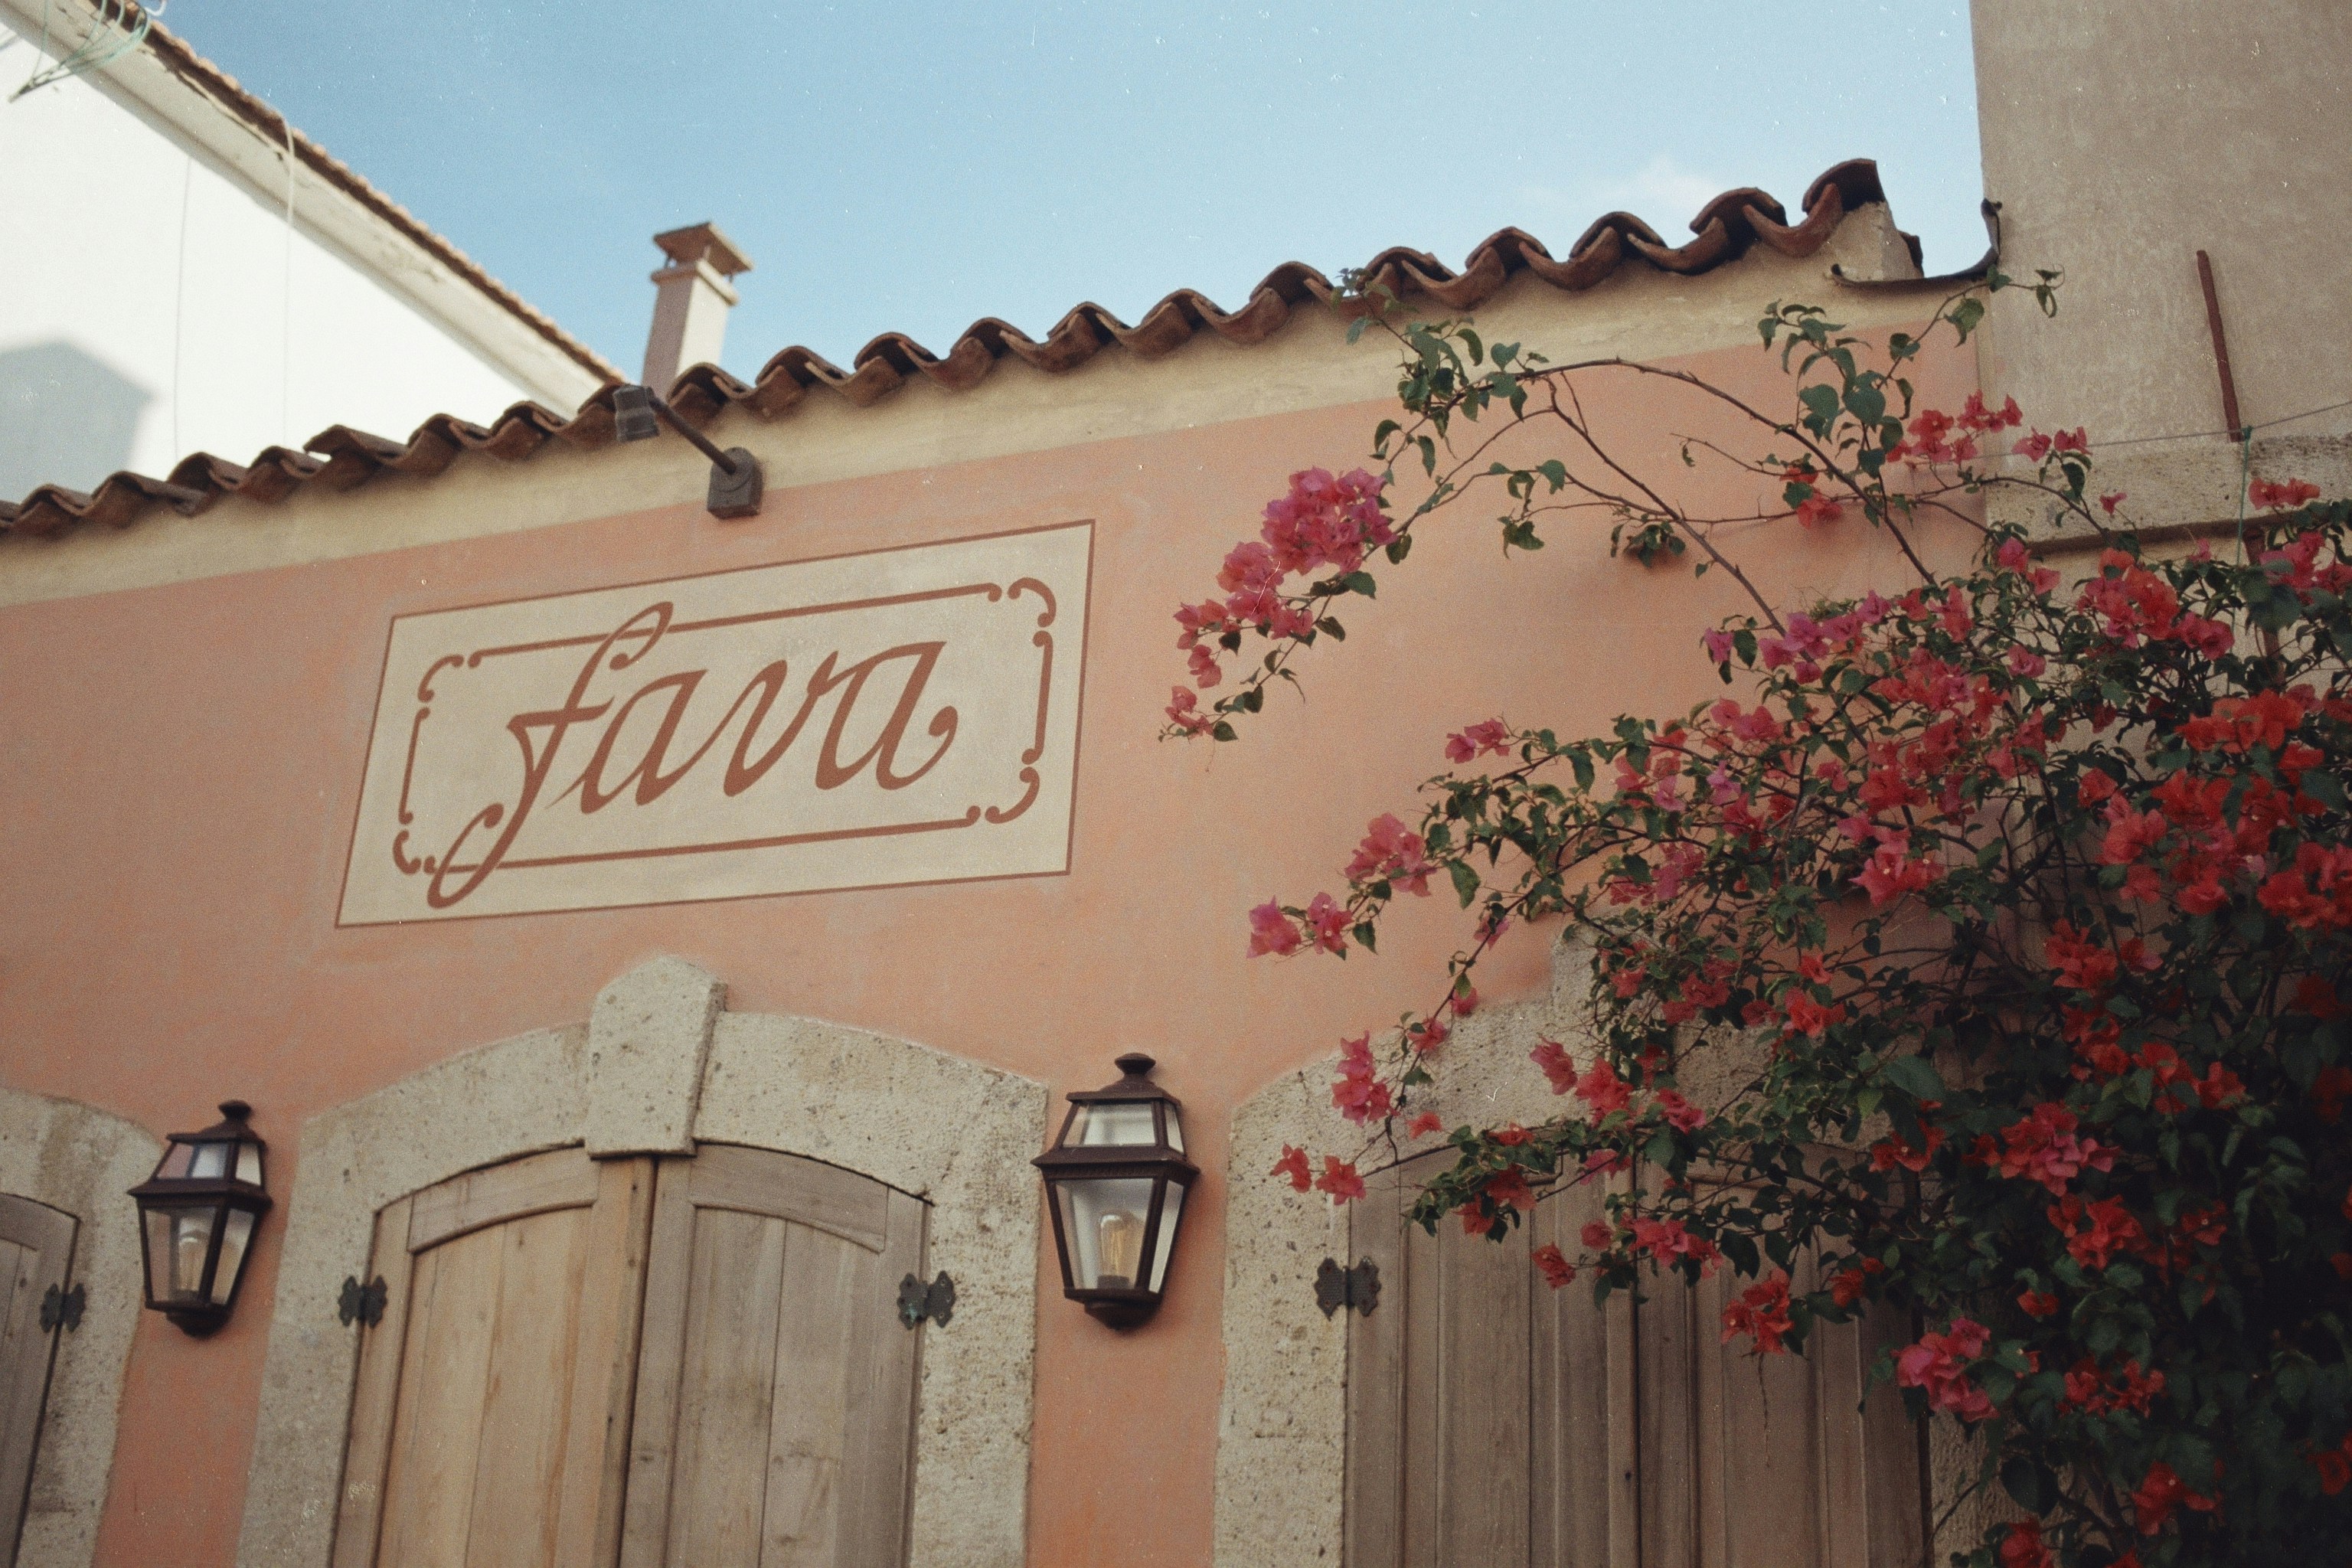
[169,2,1981,383]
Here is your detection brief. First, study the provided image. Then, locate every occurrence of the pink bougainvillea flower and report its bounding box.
[2100,491,2127,515]
[1406,1111,1444,1138]
[1445,718,1512,763]
[1655,1089,1707,1132]
[1530,1037,1578,1094]
[1187,642,1222,688]
[1331,1033,1393,1125]
[1896,1317,1994,1422]
[1246,900,1300,958]
[1300,892,1350,955]
[1314,1155,1367,1203]
[1165,684,1216,734]
[1406,1015,1450,1054]
[1344,813,1437,896]
[1995,1102,2114,1195]
[1270,1145,1312,1192]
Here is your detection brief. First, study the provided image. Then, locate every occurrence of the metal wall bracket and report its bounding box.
[338,1275,387,1328]
[897,1271,956,1330]
[1315,1256,1381,1318]
[39,1282,83,1334]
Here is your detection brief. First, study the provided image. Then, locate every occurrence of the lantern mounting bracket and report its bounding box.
[1315,1256,1381,1318]
[39,1282,83,1334]
[897,1271,956,1330]
[338,1275,387,1328]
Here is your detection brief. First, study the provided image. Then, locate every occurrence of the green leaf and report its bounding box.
[1340,571,1378,598]
[1447,859,1481,906]
[1316,616,1347,641]
[1880,1054,1946,1101]
[1948,296,1985,342]
[1844,381,1886,426]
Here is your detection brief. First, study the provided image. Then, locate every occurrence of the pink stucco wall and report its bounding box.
[0,331,1976,1566]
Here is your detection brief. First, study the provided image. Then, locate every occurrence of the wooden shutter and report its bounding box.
[619,1144,926,1568]
[332,1147,656,1568]
[1346,1158,1926,1568]
[0,1195,76,1568]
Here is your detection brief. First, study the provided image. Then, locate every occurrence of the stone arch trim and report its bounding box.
[1211,937,1595,1567]
[0,1086,162,1568]
[236,956,1047,1568]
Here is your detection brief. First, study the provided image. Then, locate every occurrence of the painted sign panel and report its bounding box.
[339,522,1091,924]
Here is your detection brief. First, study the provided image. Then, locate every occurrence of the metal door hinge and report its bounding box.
[897,1271,956,1330]
[338,1275,387,1328]
[1315,1256,1380,1318]
[39,1282,83,1334]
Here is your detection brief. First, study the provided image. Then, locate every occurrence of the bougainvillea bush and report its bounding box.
[1174,279,2352,1566]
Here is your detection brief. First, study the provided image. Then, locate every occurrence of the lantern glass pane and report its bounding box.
[211,1208,256,1305]
[188,1142,232,1180]
[1071,1102,1156,1148]
[154,1144,195,1181]
[1057,1176,1156,1290]
[1158,1103,1184,1154]
[142,1202,217,1305]
[236,1144,263,1184]
[1147,1182,1184,1292]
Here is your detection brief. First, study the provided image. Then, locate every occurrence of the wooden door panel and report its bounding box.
[333,1148,654,1568]
[0,1196,75,1568]
[1345,1160,1926,1568]
[622,1146,924,1568]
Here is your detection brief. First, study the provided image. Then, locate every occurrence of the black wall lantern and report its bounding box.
[1034,1054,1197,1328]
[129,1101,272,1336]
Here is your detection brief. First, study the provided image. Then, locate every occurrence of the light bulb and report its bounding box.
[172,1218,207,1297]
[1097,1208,1142,1290]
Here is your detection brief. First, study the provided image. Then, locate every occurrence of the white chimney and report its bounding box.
[639,222,753,390]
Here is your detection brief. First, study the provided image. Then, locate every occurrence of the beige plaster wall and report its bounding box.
[1973,0,2352,527]
[0,1088,159,1568]
[236,956,1045,1568]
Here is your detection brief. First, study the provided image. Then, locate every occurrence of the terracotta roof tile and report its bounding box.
[0,159,1912,545]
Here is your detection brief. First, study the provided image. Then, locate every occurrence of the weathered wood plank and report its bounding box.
[330,1197,416,1568]
[407,1146,600,1254]
[837,1188,925,1568]
[0,1197,72,1568]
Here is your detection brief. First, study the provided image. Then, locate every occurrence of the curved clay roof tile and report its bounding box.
[1,159,1914,544]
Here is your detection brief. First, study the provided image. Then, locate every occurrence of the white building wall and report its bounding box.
[0,12,581,501]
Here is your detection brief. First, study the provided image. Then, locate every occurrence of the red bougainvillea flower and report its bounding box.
[2132,1460,2220,1534]
[1532,1243,1576,1289]
[1870,1124,1943,1173]
[2251,476,2322,511]
[2100,491,2128,515]
[2311,1436,2352,1496]
[1996,1102,2115,1195]
[1573,1057,1634,1116]
[1830,1269,1869,1308]
[2017,1290,2060,1319]
[1998,1519,2053,1568]
[1406,1111,1444,1138]
[2047,1194,2148,1270]
[1314,1155,1366,1204]
[1246,899,1301,958]
[1720,1271,1795,1354]
[1270,1145,1312,1192]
